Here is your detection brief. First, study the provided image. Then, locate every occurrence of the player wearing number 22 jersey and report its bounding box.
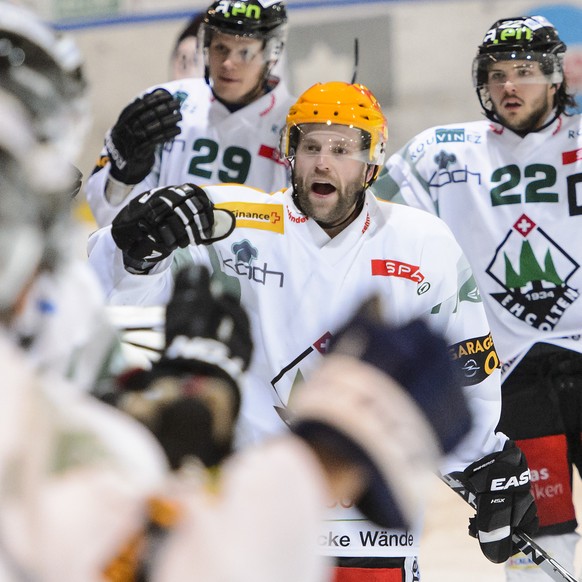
[86,76,294,227]
[373,15,582,580]
[377,112,582,364]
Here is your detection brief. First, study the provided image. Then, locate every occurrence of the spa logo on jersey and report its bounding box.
[486,214,580,330]
[449,332,499,385]
[371,259,431,294]
[217,202,284,234]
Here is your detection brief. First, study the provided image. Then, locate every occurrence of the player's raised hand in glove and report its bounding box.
[111,183,236,274]
[105,88,182,185]
[163,264,253,384]
[448,440,538,563]
[112,264,253,469]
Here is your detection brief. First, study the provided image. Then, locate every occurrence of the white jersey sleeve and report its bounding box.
[11,259,126,393]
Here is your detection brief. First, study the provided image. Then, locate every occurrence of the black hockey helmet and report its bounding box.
[204,0,287,39]
[199,0,287,70]
[472,16,573,121]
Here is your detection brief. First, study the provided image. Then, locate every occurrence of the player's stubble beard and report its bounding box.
[493,90,555,136]
[291,166,368,231]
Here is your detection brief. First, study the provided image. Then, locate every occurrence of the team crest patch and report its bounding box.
[216,202,284,233]
[486,213,579,330]
[173,90,188,107]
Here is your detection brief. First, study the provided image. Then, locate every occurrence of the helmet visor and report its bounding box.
[473,51,563,88]
[286,123,382,165]
[207,34,264,65]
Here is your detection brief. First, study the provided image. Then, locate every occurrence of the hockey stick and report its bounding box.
[350,38,359,84]
[441,473,577,582]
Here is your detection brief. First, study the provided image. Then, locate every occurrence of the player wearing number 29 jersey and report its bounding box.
[85,0,294,227]
[375,15,582,581]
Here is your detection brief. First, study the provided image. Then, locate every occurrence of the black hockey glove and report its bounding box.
[163,264,253,384]
[449,440,538,564]
[105,88,182,185]
[110,265,253,469]
[111,183,236,274]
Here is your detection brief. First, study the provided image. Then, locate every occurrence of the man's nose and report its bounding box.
[503,79,518,93]
[314,153,330,169]
[222,54,236,67]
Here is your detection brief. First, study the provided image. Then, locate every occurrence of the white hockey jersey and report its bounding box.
[86,77,294,226]
[378,114,582,369]
[88,185,506,559]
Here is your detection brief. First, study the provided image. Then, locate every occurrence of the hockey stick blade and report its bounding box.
[441,473,578,582]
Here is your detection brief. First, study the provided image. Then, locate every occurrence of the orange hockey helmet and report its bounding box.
[282,81,388,185]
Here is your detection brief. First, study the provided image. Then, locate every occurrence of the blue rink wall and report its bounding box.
[48,0,582,187]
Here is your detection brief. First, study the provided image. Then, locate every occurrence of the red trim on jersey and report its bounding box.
[562,147,582,165]
[258,144,287,166]
[489,123,504,135]
[333,567,403,582]
[259,93,276,116]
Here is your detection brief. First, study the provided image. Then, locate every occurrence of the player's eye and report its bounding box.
[211,44,230,58]
[489,71,505,83]
[332,145,349,155]
[238,48,251,61]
